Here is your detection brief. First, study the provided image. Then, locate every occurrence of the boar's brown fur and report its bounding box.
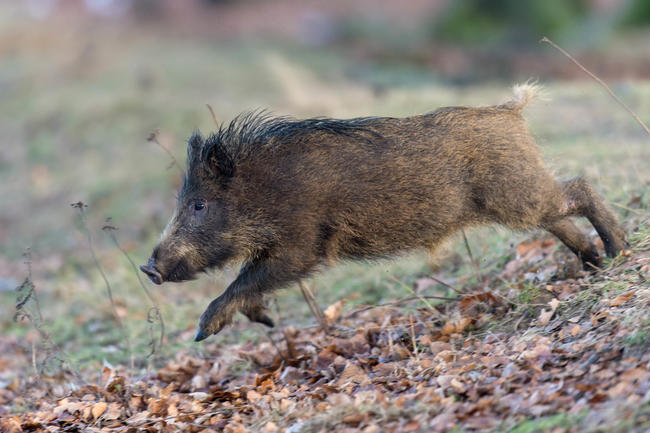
[140,84,627,341]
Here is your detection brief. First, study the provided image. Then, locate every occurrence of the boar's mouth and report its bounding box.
[140,258,195,285]
[140,259,163,285]
[164,259,196,283]
[140,246,235,285]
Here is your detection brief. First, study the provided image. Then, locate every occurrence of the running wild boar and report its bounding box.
[140,84,627,341]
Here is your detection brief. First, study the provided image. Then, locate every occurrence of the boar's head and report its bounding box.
[141,132,244,285]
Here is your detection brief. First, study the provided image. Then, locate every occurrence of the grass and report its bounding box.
[502,412,588,433]
[1,11,648,381]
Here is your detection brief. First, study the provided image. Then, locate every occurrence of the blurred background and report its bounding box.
[0,0,648,376]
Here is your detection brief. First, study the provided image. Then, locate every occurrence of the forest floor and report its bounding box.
[2,221,649,432]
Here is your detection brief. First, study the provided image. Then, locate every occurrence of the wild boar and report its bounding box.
[140,84,627,341]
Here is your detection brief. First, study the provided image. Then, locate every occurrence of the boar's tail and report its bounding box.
[502,82,543,111]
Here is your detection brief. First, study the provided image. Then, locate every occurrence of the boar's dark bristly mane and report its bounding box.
[186,110,386,179]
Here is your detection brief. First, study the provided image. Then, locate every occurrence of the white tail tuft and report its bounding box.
[508,82,542,110]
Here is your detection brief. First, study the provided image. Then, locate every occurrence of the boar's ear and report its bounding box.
[204,134,235,180]
[187,131,204,169]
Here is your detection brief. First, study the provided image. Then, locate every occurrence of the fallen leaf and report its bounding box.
[105,375,125,393]
[609,291,634,307]
[441,317,472,335]
[91,402,107,420]
[342,412,364,426]
[148,399,167,417]
[247,390,263,402]
[53,399,83,416]
[435,350,455,363]
[324,299,346,324]
[571,324,580,336]
[337,362,370,386]
[538,309,554,326]
[538,299,560,325]
[459,292,498,313]
[516,239,556,262]
[263,421,279,432]
[429,341,452,355]
[0,417,22,433]
[103,403,122,421]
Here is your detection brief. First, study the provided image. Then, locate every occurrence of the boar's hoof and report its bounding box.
[244,311,275,328]
[196,296,237,341]
[194,328,211,342]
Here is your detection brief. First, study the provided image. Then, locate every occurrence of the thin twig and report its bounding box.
[31,340,37,377]
[409,315,419,360]
[72,202,134,372]
[462,230,483,284]
[103,219,165,356]
[15,249,83,384]
[540,36,650,136]
[271,296,292,361]
[427,274,465,296]
[388,275,445,319]
[282,327,297,360]
[206,103,219,127]
[298,280,330,334]
[608,201,643,215]
[264,330,287,364]
[147,130,183,174]
[343,294,459,319]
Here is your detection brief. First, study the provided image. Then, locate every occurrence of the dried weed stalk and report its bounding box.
[206,103,219,127]
[462,230,483,285]
[147,130,183,174]
[14,249,82,385]
[72,201,134,372]
[103,218,165,358]
[540,36,649,136]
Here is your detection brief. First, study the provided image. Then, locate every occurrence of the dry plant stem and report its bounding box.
[206,103,219,127]
[26,253,42,322]
[388,275,446,320]
[282,328,297,360]
[147,130,183,174]
[31,340,37,376]
[609,201,643,215]
[73,203,134,372]
[540,36,650,136]
[104,225,166,354]
[409,315,419,359]
[344,294,460,319]
[462,230,483,284]
[427,275,465,296]
[264,330,287,363]
[16,249,83,384]
[298,280,330,334]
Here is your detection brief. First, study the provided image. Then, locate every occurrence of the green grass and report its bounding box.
[501,412,587,433]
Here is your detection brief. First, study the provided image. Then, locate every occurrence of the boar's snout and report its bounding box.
[140,258,163,285]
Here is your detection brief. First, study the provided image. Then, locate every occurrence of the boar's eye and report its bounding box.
[193,202,205,212]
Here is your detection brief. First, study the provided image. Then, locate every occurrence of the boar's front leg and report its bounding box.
[194,256,311,341]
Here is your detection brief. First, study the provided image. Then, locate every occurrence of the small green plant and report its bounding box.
[504,411,587,433]
[13,249,81,383]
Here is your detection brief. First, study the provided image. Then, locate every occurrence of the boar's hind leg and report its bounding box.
[195,257,314,341]
[541,177,627,271]
[560,178,627,257]
[545,218,600,270]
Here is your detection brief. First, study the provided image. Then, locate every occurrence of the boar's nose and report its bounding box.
[140,258,163,285]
